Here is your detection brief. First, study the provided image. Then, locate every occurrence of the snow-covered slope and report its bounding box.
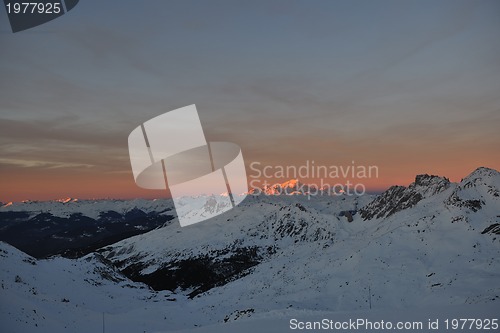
[2,241,497,333]
[99,194,370,296]
[97,167,500,322]
[0,241,199,333]
[1,167,499,332]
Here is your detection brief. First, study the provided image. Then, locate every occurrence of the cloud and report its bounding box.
[0,158,94,169]
[0,117,124,148]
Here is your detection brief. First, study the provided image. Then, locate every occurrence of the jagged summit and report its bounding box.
[411,174,451,196]
[360,167,499,220]
[456,166,499,199]
[55,197,79,204]
[459,167,500,190]
[359,173,451,220]
[249,178,347,196]
[462,166,499,181]
[414,173,448,186]
[280,178,300,188]
[446,167,500,211]
[248,179,309,195]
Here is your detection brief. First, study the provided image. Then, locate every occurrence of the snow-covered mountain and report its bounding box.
[1,167,499,332]
[1,241,496,333]
[1,198,176,220]
[0,241,202,333]
[97,167,499,313]
[359,174,451,219]
[0,199,176,258]
[248,178,345,195]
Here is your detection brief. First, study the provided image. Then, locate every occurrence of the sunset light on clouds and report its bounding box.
[1,0,499,202]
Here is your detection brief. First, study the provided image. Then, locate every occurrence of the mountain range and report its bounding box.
[0,167,499,332]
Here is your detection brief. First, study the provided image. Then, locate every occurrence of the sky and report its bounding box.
[0,0,499,202]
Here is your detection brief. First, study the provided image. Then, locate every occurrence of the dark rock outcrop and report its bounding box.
[360,174,450,220]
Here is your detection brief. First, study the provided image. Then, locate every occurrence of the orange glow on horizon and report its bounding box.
[1,161,498,203]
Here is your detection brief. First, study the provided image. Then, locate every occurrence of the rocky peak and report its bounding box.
[360,174,450,220]
[445,167,499,211]
[463,166,499,180]
[410,174,451,197]
[414,174,448,187]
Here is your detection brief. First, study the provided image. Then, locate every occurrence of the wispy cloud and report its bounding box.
[0,158,94,169]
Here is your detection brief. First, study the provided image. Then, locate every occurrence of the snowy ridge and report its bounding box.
[0,198,175,220]
[98,167,499,319]
[0,241,192,333]
[248,178,343,195]
[446,167,500,211]
[359,174,451,220]
[1,167,499,332]
[1,241,497,333]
